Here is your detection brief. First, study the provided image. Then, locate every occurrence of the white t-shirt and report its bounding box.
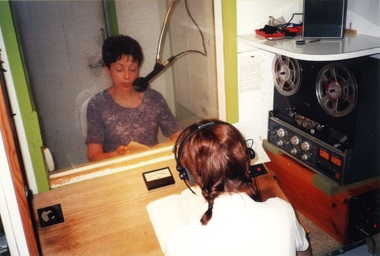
[165,193,309,256]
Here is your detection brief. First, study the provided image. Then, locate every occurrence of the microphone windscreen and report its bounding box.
[132,77,149,92]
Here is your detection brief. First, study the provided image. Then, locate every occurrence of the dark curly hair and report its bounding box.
[102,35,144,68]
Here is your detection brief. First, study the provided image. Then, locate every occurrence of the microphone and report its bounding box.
[132,56,176,92]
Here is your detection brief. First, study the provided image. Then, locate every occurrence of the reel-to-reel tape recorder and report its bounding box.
[267,54,380,185]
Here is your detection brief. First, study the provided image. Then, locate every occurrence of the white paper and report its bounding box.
[146,187,206,253]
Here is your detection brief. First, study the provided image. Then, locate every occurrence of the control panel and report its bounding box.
[268,114,348,183]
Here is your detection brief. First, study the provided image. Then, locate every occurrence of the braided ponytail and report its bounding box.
[179,119,250,225]
[200,201,214,225]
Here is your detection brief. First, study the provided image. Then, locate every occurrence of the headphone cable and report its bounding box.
[184,180,196,195]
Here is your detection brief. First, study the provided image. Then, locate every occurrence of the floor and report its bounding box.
[323,238,379,256]
[343,244,373,255]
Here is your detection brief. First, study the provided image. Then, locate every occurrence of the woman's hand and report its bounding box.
[115,145,128,155]
[87,142,150,162]
[87,143,128,162]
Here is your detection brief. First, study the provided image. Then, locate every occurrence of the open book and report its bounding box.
[146,187,206,253]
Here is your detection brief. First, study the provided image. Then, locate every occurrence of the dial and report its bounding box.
[301,141,311,152]
[290,136,300,145]
[302,120,309,128]
[276,128,285,138]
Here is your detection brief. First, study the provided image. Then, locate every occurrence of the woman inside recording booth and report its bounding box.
[167,119,311,256]
[86,35,182,162]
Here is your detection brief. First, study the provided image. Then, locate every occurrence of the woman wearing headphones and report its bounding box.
[167,119,311,256]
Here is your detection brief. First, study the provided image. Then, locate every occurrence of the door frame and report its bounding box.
[0,53,38,256]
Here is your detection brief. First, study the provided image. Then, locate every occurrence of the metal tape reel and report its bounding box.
[316,63,358,117]
[272,55,302,96]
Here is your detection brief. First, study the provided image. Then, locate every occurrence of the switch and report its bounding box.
[37,204,64,228]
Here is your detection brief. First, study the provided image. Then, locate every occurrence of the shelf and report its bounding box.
[238,33,380,61]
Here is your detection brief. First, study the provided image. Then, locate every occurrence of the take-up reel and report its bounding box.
[316,63,358,117]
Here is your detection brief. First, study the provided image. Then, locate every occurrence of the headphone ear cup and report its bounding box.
[176,165,196,186]
[248,148,255,160]
[176,165,188,181]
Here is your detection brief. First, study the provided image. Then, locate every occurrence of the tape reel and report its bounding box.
[272,55,302,96]
[316,63,357,117]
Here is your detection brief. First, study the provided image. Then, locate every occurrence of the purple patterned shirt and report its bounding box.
[86,89,182,152]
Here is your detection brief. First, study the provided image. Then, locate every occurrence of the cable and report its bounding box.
[276,12,303,31]
[248,177,262,202]
[183,0,207,56]
[263,12,303,41]
[184,179,196,195]
[356,226,377,256]
[369,235,376,256]
[156,0,207,65]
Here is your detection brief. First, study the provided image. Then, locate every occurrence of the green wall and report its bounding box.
[0,1,50,192]
[222,0,238,123]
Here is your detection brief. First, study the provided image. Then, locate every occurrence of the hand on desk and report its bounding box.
[117,141,151,155]
[88,140,175,162]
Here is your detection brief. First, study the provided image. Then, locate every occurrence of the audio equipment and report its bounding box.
[267,54,380,185]
[302,0,347,39]
[173,121,256,186]
[347,188,380,243]
[132,56,176,92]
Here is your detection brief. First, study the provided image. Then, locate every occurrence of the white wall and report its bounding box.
[236,0,380,37]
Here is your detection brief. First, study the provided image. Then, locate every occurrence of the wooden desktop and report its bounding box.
[33,153,287,256]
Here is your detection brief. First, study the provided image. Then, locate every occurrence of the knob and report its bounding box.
[276,128,285,138]
[277,140,284,146]
[301,141,311,152]
[301,154,309,161]
[290,148,298,155]
[290,136,300,145]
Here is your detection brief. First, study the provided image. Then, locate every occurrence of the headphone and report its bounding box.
[173,121,256,186]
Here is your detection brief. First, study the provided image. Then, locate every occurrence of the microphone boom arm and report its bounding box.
[156,0,179,63]
[146,56,176,83]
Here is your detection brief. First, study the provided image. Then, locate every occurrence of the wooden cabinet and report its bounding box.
[265,149,380,245]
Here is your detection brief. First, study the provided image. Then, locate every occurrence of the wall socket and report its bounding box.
[37,204,64,228]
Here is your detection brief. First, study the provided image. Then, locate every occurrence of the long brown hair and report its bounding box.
[178,119,251,225]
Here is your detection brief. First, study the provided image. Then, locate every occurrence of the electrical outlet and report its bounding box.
[37,204,64,228]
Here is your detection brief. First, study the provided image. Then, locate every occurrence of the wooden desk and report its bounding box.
[33,156,286,256]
